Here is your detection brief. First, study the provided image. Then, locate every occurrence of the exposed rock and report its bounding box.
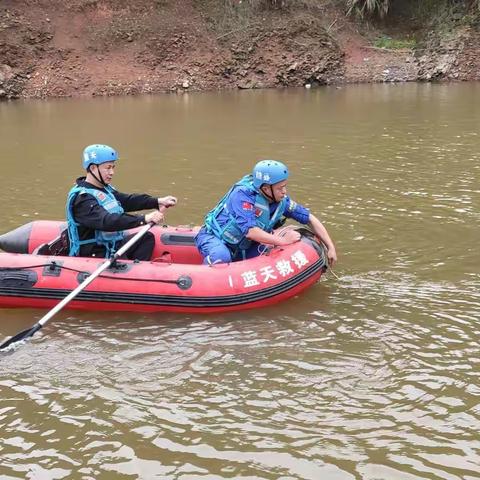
[416,26,471,81]
[0,64,14,83]
[1,1,479,101]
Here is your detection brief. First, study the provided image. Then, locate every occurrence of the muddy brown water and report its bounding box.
[0,84,479,479]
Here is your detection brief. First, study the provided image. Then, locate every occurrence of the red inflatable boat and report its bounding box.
[0,221,327,313]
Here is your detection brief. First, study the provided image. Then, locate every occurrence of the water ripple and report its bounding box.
[1,84,480,479]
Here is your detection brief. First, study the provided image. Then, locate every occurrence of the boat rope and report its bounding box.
[0,263,181,285]
[328,268,340,280]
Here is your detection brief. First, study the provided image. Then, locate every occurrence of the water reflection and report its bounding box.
[1,83,480,479]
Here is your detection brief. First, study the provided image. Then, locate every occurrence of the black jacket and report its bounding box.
[71,177,158,256]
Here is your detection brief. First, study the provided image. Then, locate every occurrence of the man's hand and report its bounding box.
[145,210,164,225]
[326,245,337,267]
[246,226,301,247]
[277,229,301,246]
[158,196,177,208]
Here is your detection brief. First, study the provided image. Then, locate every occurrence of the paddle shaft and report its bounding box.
[0,222,153,350]
[38,223,153,327]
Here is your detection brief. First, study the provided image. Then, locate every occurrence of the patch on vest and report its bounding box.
[104,200,118,210]
[242,202,253,211]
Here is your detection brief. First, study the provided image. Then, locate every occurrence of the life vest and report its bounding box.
[204,175,287,254]
[66,184,125,257]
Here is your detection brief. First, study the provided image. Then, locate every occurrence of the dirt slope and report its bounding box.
[0,0,476,100]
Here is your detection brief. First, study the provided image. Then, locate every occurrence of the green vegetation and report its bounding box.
[347,0,389,18]
[347,0,480,18]
[374,35,416,49]
[200,0,480,19]
[196,0,480,46]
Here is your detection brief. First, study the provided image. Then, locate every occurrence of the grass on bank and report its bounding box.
[373,35,416,49]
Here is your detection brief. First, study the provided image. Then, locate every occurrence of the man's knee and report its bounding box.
[204,246,232,265]
[198,237,232,265]
[124,231,155,261]
[138,231,155,258]
[196,231,232,264]
[143,231,155,246]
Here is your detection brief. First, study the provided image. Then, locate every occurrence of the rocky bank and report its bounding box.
[1,0,479,101]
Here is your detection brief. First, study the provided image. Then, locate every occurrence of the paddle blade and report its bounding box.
[0,323,42,351]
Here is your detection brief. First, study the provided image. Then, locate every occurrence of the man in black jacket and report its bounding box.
[66,144,177,260]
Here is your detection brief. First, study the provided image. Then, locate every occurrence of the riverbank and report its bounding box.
[1,0,479,100]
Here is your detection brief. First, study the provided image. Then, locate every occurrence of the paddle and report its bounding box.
[0,222,154,352]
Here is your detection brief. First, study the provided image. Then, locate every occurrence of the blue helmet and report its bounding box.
[82,144,118,170]
[252,160,289,189]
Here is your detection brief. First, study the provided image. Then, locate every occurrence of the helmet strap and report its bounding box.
[88,165,107,187]
[260,185,276,203]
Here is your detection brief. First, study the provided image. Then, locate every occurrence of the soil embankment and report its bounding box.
[1,0,479,100]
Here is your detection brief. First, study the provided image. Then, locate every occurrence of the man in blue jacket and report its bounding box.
[66,144,177,260]
[195,159,337,266]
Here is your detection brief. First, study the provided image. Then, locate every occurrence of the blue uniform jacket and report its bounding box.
[216,186,310,237]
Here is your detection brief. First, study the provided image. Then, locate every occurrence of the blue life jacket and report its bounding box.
[66,184,125,257]
[204,175,287,253]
